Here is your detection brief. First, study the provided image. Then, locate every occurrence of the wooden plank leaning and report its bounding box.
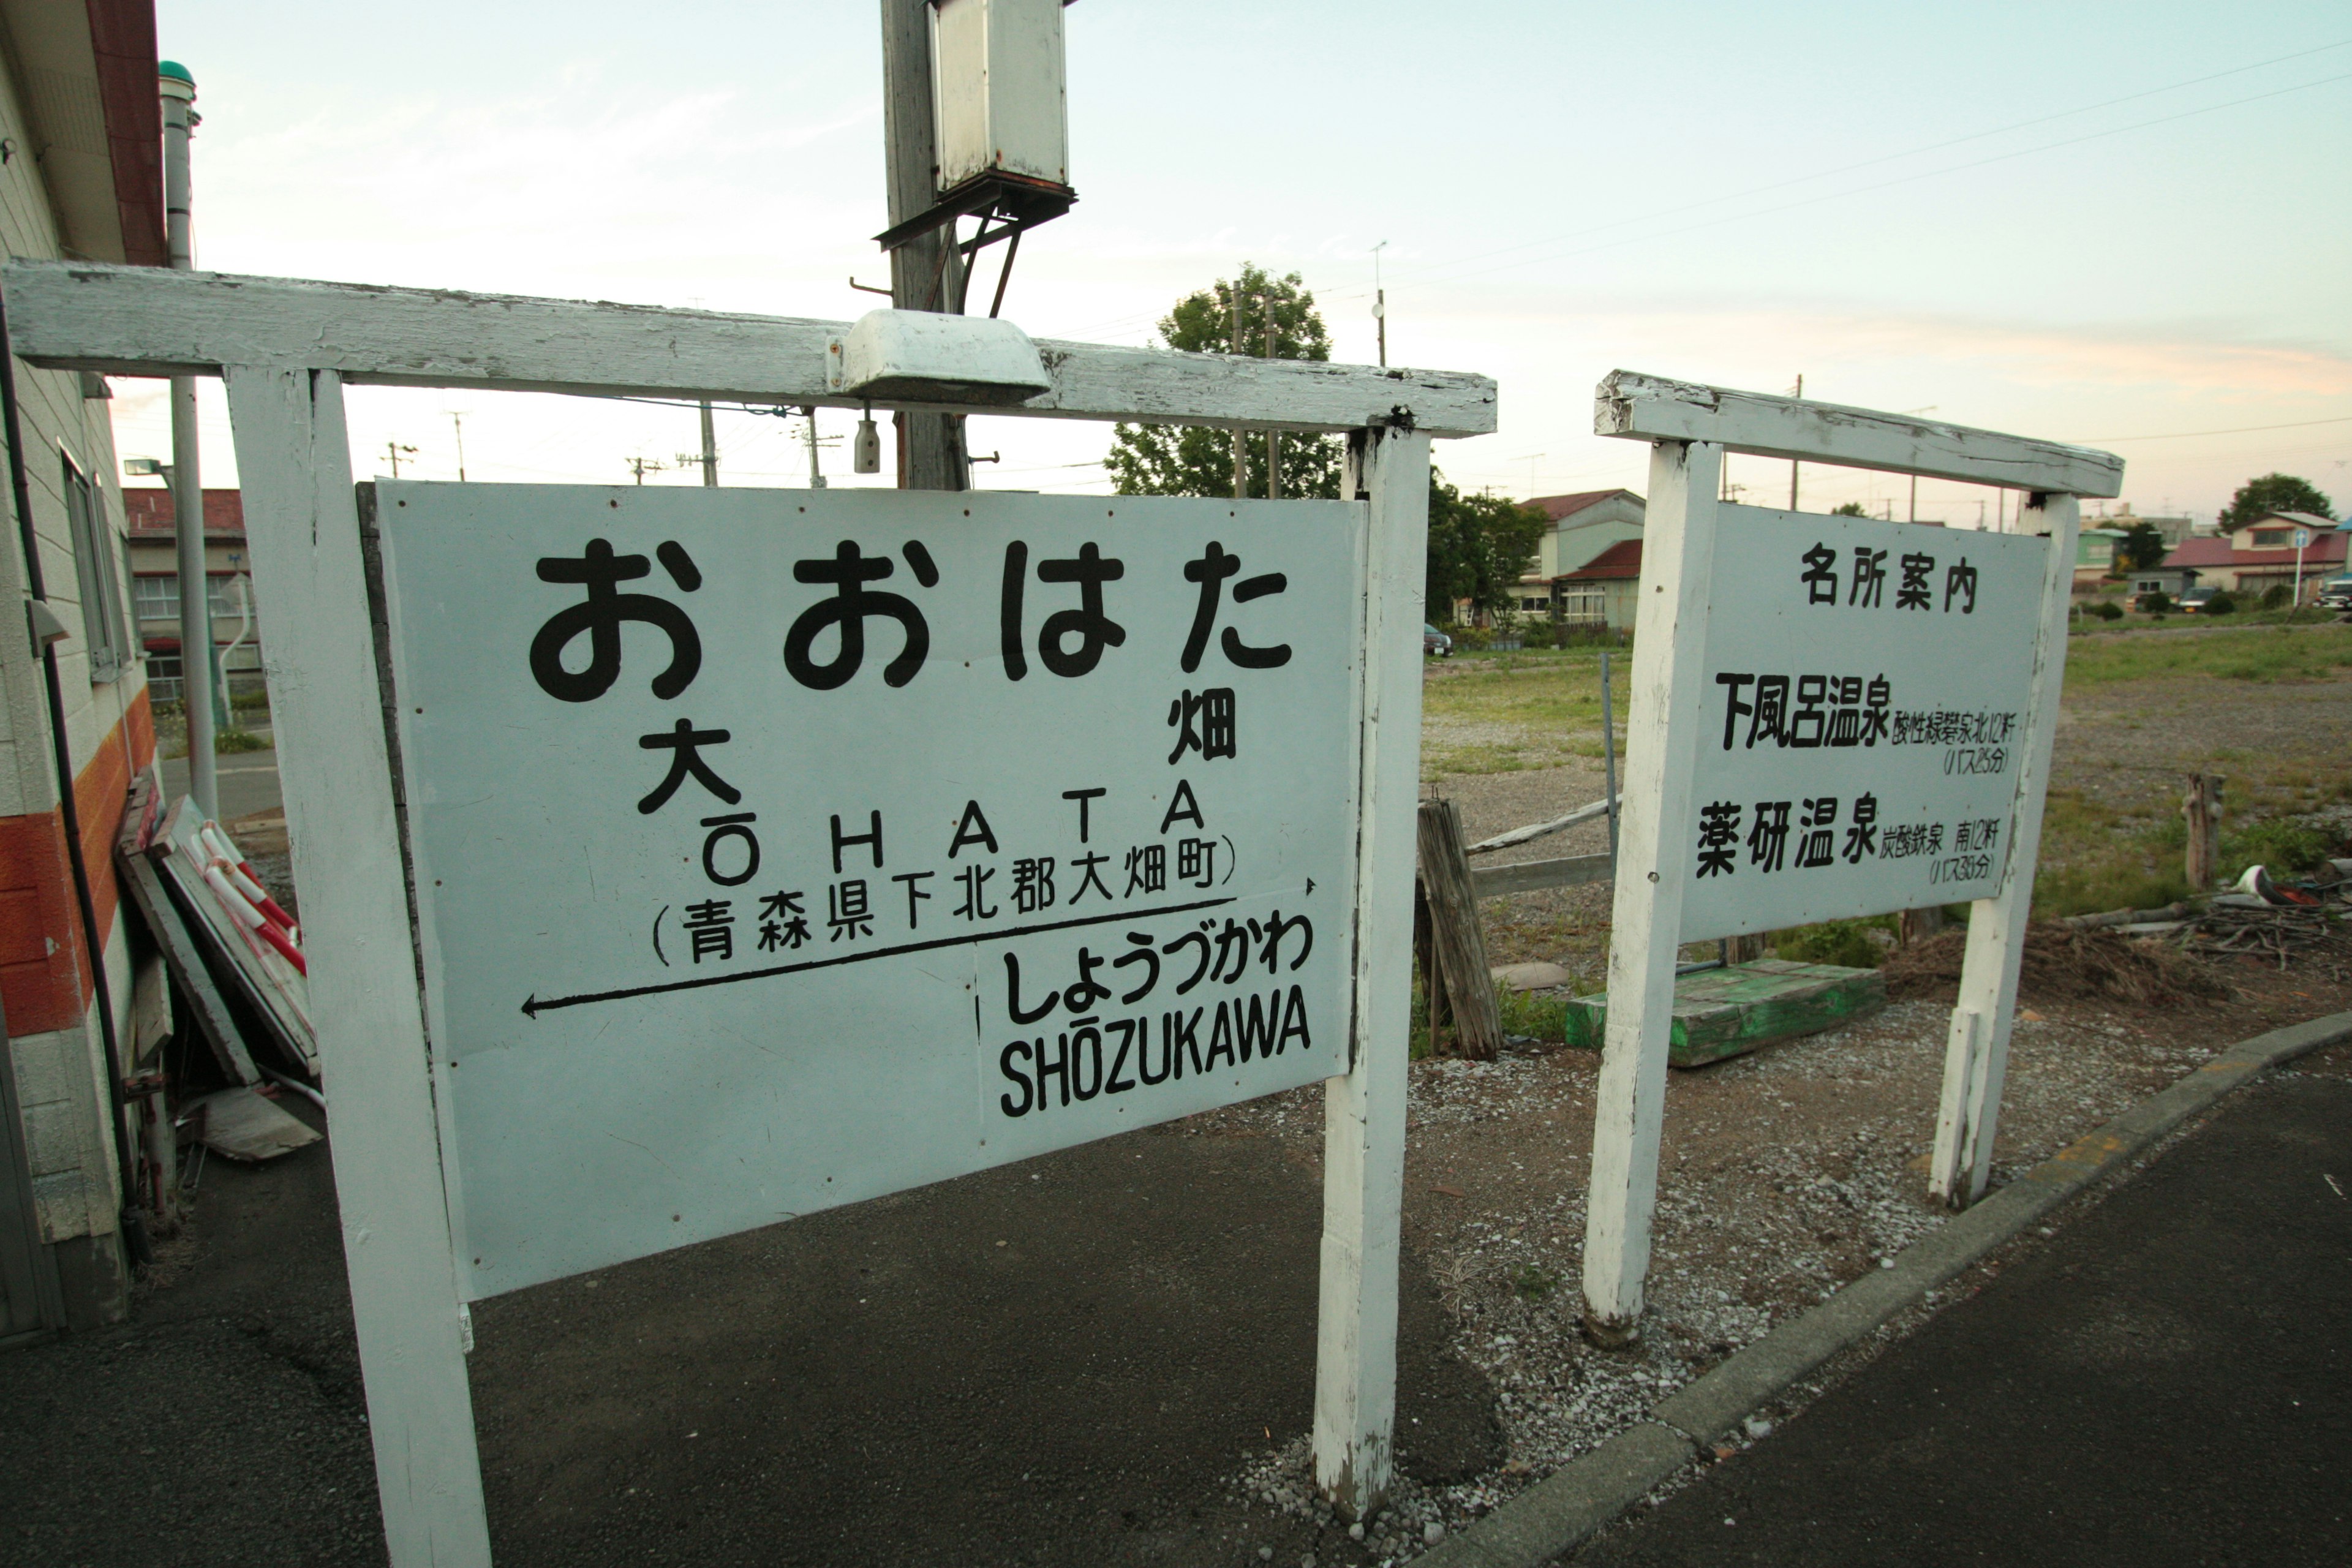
[221,366,492,1567]
[1417,799,1502,1061]
[1313,424,1430,1518]
[1469,851,1613,901]
[1928,491,2082,1206]
[1578,438,1723,1344]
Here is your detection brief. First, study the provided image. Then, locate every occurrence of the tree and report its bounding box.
[1426,473,1546,624]
[1106,263,1341,500]
[2117,520,2168,571]
[2218,473,2335,531]
[1831,502,1868,517]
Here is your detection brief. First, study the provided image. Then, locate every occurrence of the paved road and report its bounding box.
[1576,1061,2352,1567]
[160,744,282,822]
[0,1110,1498,1567]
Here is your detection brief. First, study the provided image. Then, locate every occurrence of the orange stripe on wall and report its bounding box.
[0,687,156,1036]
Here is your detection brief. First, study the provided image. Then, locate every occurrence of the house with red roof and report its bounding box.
[119,486,262,701]
[2155,511,2345,603]
[1554,538,1645,630]
[1512,488,1645,619]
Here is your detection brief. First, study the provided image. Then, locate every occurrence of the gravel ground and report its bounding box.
[1213,660,2352,1564]
[1193,954,2350,1562]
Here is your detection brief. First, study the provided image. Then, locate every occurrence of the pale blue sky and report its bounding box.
[114,1,2351,522]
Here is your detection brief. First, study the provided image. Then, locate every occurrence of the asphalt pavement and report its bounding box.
[1574,1057,2352,1567]
[0,1107,1498,1567]
[160,742,283,823]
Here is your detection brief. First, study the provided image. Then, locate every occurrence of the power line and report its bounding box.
[2072,414,2352,443]
[1049,42,2352,344]
[1361,37,2352,298]
[1389,70,2352,295]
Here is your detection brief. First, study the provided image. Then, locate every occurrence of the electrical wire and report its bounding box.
[1055,37,2352,341]
[2071,415,2352,443]
[1358,38,2352,298]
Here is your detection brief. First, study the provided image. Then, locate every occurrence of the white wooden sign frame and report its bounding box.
[1580,371,2122,1341]
[1,259,1496,1566]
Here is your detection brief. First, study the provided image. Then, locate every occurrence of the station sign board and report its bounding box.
[1680,506,2046,940]
[374,483,1365,1296]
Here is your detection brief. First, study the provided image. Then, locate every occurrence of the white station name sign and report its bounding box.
[376,483,1365,1295]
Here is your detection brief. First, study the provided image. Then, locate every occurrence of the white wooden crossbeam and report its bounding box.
[0,260,1499,437]
[1595,370,2122,497]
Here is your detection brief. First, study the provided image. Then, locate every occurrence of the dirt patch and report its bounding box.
[1882,922,2226,1006]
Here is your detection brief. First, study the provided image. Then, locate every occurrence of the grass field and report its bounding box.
[1422,621,2352,919]
[2062,620,2352,686]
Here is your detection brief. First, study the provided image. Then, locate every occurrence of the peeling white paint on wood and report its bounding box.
[222,366,492,1567]
[1313,425,1430,1518]
[1929,491,2081,1205]
[1578,439,1723,1338]
[1,261,1499,437]
[1595,370,2122,498]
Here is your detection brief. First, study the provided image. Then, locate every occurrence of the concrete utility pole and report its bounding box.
[1371,239,1388,368]
[386,440,416,477]
[160,61,216,816]
[628,456,665,484]
[802,408,828,489]
[1788,372,1803,511]
[1264,296,1281,500]
[1230,291,1247,499]
[450,412,467,481]
[698,401,718,485]
[880,0,967,491]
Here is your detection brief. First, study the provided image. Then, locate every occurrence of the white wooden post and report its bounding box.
[1929,490,2081,1205]
[222,366,493,1566]
[1313,423,1431,1517]
[1578,439,1722,1341]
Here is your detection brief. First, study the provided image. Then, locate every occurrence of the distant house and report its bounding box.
[1555,539,1644,631]
[2073,527,2129,589]
[1513,488,1645,617]
[2158,513,2345,600]
[2089,501,2195,548]
[2127,564,2198,601]
[121,488,262,700]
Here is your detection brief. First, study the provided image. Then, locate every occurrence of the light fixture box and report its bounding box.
[931,0,1070,198]
[827,310,1052,405]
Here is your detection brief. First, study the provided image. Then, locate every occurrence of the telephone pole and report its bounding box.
[880,0,967,491]
[803,409,829,489]
[1264,296,1281,500]
[1230,289,1248,499]
[386,440,416,477]
[698,401,718,485]
[628,456,665,484]
[1371,239,1388,368]
[451,412,467,481]
[160,60,216,815]
[1788,373,1803,511]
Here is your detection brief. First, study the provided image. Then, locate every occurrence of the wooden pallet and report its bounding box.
[1559,959,1887,1068]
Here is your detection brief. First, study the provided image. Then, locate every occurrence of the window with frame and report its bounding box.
[61,453,130,682]
[134,575,179,621]
[2250,529,2291,548]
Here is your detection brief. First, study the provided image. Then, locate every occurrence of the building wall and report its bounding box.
[1533,494,1645,579]
[0,47,154,1322]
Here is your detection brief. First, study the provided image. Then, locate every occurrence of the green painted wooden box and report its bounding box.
[1558,959,1888,1068]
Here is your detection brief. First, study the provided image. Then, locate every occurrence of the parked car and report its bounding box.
[1423,624,1452,658]
[2319,575,2352,611]
[2177,586,2219,614]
